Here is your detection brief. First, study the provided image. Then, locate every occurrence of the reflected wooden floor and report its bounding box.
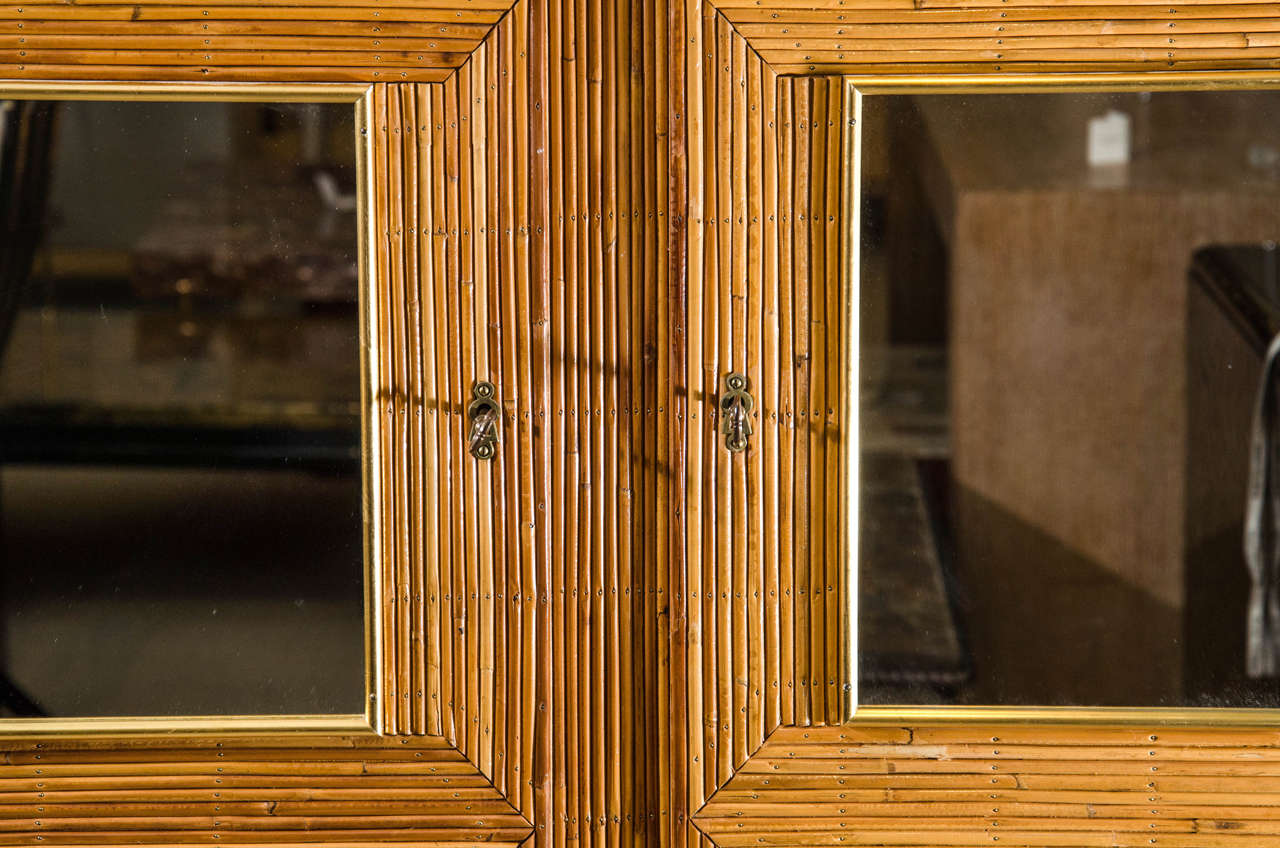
[862,470,1280,708]
[0,465,365,717]
[948,482,1183,707]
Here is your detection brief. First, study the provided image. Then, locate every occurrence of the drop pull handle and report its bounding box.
[468,380,500,460]
[720,372,754,454]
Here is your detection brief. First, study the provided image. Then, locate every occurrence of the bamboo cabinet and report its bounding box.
[3,2,1280,847]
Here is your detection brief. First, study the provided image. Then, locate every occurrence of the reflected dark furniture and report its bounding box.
[1186,244,1280,703]
[0,100,57,716]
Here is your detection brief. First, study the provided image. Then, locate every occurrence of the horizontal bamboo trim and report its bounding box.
[737,19,1280,37]
[716,0,1280,7]
[0,49,473,66]
[0,843,519,848]
[0,20,490,35]
[0,829,533,846]
[773,58,1280,74]
[750,33,1271,49]
[11,0,511,8]
[0,7,503,22]
[695,725,1280,845]
[0,63,456,80]
[0,737,531,844]
[724,5,1280,23]
[713,0,1280,73]
[0,35,480,50]
[0,0,519,78]
[761,46,1280,61]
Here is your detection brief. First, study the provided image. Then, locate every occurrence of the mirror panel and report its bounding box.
[0,98,365,718]
[859,89,1280,708]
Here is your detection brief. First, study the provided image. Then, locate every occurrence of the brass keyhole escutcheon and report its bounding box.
[468,380,500,460]
[720,372,754,453]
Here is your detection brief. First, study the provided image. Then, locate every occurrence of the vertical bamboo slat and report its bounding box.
[494,10,524,803]
[806,76,827,726]
[400,83,426,739]
[561,0,583,835]
[690,0,712,821]
[761,59,782,738]
[546,0,569,841]
[712,7,734,792]
[791,76,813,732]
[821,77,843,726]
[428,80,455,747]
[776,77,796,734]
[616,1,637,842]
[653,0,673,834]
[587,1,607,837]
[371,83,393,736]
[483,32,510,800]
[529,0,555,831]
[728,21,750,774]
[667,0,690,845]
[512,3,537,817]
[454,57,481,764]
[441,70,467,751]
[744,45,766,762]
[417,82,444,741]
[602,0,624,836]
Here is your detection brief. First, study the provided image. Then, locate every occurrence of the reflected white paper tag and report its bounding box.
[1087,109,1131,167]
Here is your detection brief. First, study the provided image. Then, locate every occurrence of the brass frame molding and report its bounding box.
[842,72,1280,727]
[0,81,381,740]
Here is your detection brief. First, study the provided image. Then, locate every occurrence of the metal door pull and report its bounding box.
[720,372,754,453]
[468,380,500,460]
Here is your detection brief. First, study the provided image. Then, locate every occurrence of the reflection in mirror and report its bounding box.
[0,99,364,717]
[859,90,1280,708]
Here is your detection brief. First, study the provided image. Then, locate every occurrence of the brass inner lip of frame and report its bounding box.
[844,72,1280,727]
[0,81,380,739]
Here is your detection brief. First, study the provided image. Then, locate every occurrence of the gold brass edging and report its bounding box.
[843,70,1280,726]
[843,70,1280,95]
[0,81,371,102]
[356,83,384,735]
[0,81,382,740]
[854,706,1280,727]
[839,83,861,722]
[0,714,375,739]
